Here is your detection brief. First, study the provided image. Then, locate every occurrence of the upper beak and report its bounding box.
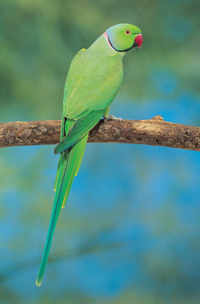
[133,33,143,50]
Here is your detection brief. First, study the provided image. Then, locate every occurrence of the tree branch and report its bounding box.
[0,115,200,151]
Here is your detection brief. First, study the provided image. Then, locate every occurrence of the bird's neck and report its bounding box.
[88,34,126,58]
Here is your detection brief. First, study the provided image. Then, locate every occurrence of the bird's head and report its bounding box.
[105,23,143,52]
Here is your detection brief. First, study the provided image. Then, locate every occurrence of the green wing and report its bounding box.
[54,110,103,154]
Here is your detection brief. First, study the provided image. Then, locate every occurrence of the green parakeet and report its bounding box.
[36,23,143,286]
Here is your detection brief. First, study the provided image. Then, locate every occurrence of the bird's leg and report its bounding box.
[103,107,123,121]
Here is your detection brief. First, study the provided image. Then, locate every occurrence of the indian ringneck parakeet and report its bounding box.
[36,23,143,286]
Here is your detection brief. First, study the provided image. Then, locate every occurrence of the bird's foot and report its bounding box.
[104,114,123,121]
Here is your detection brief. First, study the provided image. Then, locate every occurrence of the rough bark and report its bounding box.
[0,115,200,152]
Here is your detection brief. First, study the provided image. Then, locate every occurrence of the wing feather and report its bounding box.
[54,109,104,154]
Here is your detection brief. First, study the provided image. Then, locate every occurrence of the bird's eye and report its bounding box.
[125,30,131,35]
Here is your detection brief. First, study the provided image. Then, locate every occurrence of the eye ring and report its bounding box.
[125,30,131,35]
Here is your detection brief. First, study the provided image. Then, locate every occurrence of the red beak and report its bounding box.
[134,33,143,49]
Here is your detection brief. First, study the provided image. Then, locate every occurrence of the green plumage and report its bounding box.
[36,23,142,286]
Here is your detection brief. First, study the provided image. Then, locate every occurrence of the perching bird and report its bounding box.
[36,23,143,286]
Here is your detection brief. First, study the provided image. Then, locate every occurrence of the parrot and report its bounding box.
[36,23,143,286]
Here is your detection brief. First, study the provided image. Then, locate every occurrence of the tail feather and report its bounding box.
[62,134,88,208]
[54,155,61,192]
[35,134,88,286]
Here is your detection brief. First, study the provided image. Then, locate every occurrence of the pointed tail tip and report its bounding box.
[35,275,43,287]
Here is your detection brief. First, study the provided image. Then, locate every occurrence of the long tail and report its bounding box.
[35,134,88,286]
